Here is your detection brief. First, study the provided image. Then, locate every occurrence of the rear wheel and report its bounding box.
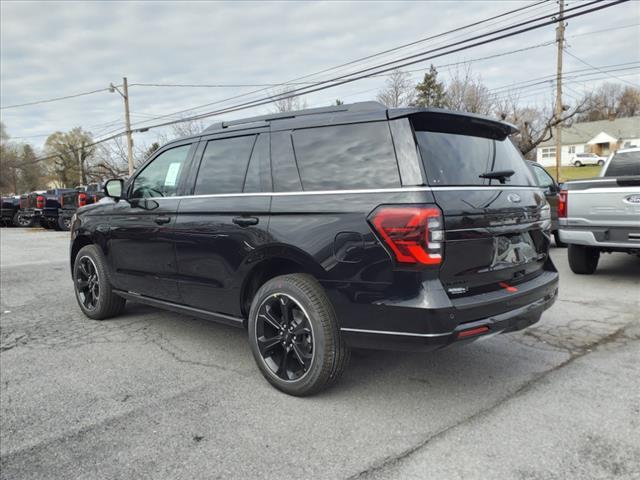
[597,159,605,166]
[14,213,34,227]
[73,245,126,320]
[248,273,350,396]
[58,215,71,231]
[568,244,600,274]
[574,160,583,167]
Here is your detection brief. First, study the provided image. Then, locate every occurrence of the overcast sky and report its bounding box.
[1,0,639,151]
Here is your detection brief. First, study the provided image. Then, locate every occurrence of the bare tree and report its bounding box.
[445,64,493,115]
[171,117,206,138]
[44,128,95,186]
[271,86,308,112]
[495,92,589,158]
[376,69,415,108]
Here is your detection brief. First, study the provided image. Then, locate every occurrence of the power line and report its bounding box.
[0,87,112,110]
[563,47,640,87]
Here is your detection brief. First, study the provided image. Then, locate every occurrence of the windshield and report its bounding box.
[414,130,535,186]
[602,151,640,177]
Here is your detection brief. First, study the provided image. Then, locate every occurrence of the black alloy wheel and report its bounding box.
[76,256,100,311]
[255,293,314,382]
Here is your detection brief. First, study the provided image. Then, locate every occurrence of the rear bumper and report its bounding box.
[330,267,559,352]
[18,208,41,219]
[559,227,640,250]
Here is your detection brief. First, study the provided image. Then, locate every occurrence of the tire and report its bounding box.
[568,244,600,274]
[13,213,34,227]
[597,160,605,166]
[40,219,51,229]
[248,273,350,396]
[58,215,71,231]
[553,231,566,248]
[574,160,582,167]
[73,244,126,320]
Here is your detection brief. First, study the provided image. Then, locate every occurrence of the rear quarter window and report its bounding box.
[292,122,400,191]
[415,129,534,187]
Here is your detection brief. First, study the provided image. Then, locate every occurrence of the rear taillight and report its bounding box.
[369,205,443,265]
[558,190,568,218]
[60,195,64,207]
[78,192,88,207]
[36,195,45,209]
[19,198,23,209]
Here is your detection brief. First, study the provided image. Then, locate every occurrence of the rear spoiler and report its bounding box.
[387,107,517,140]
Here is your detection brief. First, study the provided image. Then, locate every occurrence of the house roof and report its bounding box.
[539,116,640,147]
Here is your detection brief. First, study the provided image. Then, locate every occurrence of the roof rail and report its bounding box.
[202,101,385,133]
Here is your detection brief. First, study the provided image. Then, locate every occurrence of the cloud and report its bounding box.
[1,0,638,148]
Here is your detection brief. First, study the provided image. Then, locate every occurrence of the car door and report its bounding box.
[530,162,559,228]
[108,141,197,302]
[174,130,271,317]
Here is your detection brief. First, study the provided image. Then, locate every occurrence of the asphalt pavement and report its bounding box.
[1,227,638,479]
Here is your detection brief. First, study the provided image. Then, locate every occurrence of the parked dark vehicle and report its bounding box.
[1,195,20,226]
[70,102,558,395]
[58,184,104,231]
[39,188,76,230]
[527,161,564,247]
[14,191,46,227]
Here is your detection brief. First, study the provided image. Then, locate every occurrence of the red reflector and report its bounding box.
[369,205,443,265]
[458,326,490,339]
[499,282,518,293]
[78,192,87,207]
[558,190,567,218]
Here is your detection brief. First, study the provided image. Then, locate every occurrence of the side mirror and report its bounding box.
[104,179,124,200]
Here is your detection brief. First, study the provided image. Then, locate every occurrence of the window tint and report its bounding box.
[131,144,191,198]
[292,122,400,191]
[195,135,257,195]
[531,164,555,188]
[243,133,270,193]
[603,151,640,177]
[271,131,302,192]
[415,131,534,186]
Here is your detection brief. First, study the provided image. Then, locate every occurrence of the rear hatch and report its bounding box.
[411,113,549,298]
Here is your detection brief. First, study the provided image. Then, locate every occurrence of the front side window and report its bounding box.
[194,135,257,195]
[131,144,191,198]
[292,122,400,191]
[531,164,555,188]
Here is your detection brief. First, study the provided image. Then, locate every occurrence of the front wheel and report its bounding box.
[73,245,126,320]
[597,160,605,166]
[574,160,583,167]
[248,273,350,396]
[14,213,34,227]
[568,244,600,274]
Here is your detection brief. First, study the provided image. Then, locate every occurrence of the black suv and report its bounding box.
[70,102,558,396]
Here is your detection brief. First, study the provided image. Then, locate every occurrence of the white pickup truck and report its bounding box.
[559,147,640,274]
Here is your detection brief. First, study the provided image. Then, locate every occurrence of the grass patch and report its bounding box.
[544,165,601,183]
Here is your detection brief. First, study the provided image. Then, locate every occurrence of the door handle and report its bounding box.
[154,215,171,225]
[232,216,259,227]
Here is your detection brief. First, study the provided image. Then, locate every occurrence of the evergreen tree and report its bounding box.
[413,65,447,108]
[18,144,44,191]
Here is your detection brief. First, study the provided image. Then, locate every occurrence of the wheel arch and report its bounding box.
[70,234,94,274]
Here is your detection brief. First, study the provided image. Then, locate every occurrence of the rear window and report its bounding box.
[292,122,400,191]
[415,130,534,186]
[603,151,640,177]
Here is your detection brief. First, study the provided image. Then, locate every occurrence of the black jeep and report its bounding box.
[70,102,558,395]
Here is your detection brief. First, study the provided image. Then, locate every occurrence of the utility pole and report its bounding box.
[554,0,565,182]
[110,77,134,176]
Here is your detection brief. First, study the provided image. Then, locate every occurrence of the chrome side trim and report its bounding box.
[340,327,452,338]
[146,186,542,201]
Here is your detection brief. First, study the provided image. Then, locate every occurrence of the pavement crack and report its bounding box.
[348,323,636,480]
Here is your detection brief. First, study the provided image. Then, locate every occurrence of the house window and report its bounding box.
[540,147,556,159]
[568,146,576,154]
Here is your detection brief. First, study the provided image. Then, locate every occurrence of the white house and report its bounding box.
[536,116,640,167]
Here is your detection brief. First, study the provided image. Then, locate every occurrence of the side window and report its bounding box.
[531,164,554,188]
[131,144,191,198]
[194,135,257,195]
[271,131,302,192]
[292,122,400,191]
[243,133,271,193]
